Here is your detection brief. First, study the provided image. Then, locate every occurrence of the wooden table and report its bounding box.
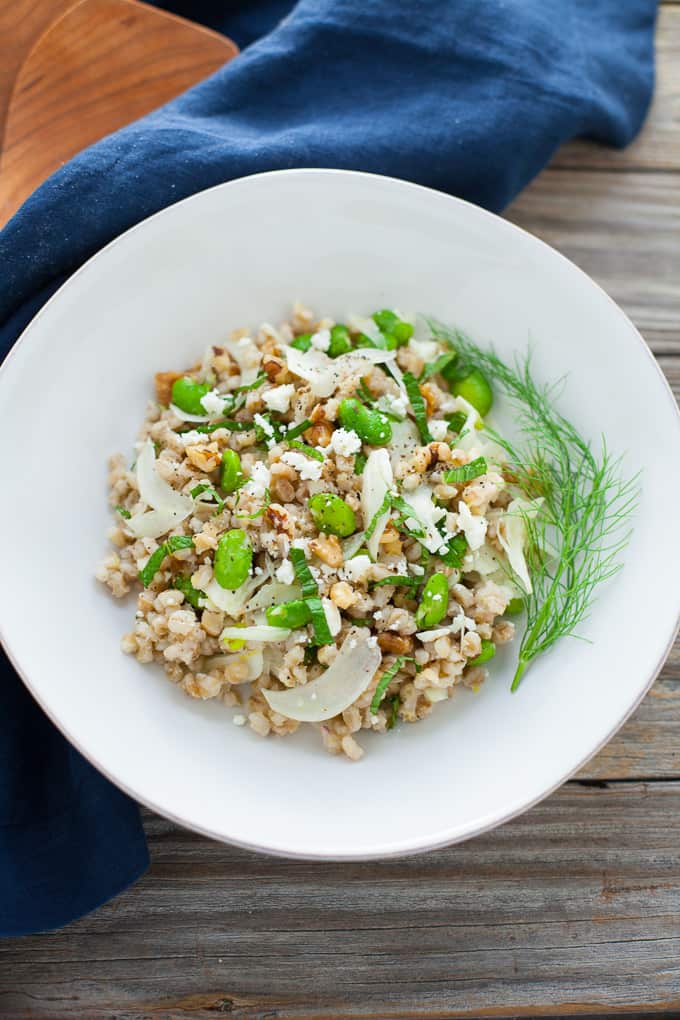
[1,6,679,1018]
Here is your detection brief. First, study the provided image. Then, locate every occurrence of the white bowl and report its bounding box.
[1,169,678,859]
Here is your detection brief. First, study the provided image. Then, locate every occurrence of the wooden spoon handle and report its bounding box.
[0,0,238,226]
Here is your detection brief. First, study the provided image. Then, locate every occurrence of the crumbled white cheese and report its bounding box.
[428,419,449,441]
[291,537,310,552]
[379,393,408,418]
[410,563,425,576]
[310,328,331,352]
[281,450,324,481]
[275,559,295,585]
[404,485,447,553]
[322,598,342,637]
[340,554,372,583]
[329,427,362,457]
[456,499,488,551]
[200,390,227,416]
[179,430,208,446]
[253,413,275,439]
[244,461,271,498]
[233,714,246,726]
[262,384,295,413]
[409,338,440,362]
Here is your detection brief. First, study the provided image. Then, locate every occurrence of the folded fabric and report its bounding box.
[0,0,657,936]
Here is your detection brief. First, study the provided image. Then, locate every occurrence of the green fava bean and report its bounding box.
[451,368,493,416]
[504,596,524,616]
[328,325,352,357]
[291,333,312,351]
[171,376,212,415]
[220,449,244,493]
[309,492,357,538]
[214,529,252,590]
[266,599,312,629]
[338,398,392,446]
[469,639,496,666]
[415,573,449,628]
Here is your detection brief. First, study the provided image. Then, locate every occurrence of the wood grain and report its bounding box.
[0,0,237,225]
[505,171,680,354]
[553,4,680,172]
[4,787,680,1019]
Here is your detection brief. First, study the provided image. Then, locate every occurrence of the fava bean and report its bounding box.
[220,449,245,493]
[469,639,496,666]
[328,324,352,357]
[171,376,211,415]
[213,530,252,589]
[415,573,449,628]
[309,492,356,538]
[338,397,392,446]
[291,333,312,351]
[504,597,524,616]
[372,309,414,345]
[451,368,493,416]
[266,599,312,629]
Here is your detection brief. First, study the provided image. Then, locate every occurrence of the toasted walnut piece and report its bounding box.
[377,633,414,655]
[310,533,343,568]
[194,531,218,554]
[266,503,294,535]
[270,476,296,503]
[309,404,328,424]
[155,371,183,405]
[185,446,221,472]
[330,581,359,609]
[420,382,439,415]
[305,421,333,447]
[262,357,287,383]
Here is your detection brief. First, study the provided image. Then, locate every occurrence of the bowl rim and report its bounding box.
[1,167,679,859]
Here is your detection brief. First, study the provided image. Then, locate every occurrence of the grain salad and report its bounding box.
[98,303,534,760]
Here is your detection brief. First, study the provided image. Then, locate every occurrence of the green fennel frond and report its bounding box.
[429,320,639,690]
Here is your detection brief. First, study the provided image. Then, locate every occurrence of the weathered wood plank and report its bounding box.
[552,5,680,172]
[505,171,680,353]
[3,785,680,1019]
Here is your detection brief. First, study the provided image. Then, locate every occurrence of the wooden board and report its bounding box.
[2,2,680,1018]
[4,787,680,1019]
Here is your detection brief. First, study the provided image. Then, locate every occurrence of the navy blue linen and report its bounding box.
[0,0,657,935]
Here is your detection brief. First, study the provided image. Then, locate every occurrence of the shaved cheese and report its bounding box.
[262,629,381,722]
[205,564,272,616]
[245,580,302,612]
[224,336,262,385]
[168,404,211,423]
[388,417,420,471]
[220,625,291,643]
[127,439,193,539]
[405,485,448,553]
[361,449,394,559]
[205,649,264,682]
[456,500,488,552]
[284,345,397,398]
[497,497,543,594]
[322,597,342,637]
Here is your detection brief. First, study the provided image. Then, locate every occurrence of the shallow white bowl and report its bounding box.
[1,169,679,858]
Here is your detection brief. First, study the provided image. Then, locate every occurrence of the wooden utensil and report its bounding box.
[0,0,237,226]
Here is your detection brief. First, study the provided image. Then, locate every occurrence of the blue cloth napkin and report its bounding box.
[0,0,657,936]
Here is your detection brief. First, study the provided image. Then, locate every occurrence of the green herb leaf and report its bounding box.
[356,378,376,404]
[115,505,131,519]
[438,533,468,568]
[386,694,400,730]
[234,373,267,394]
[364,491,393,543]
[287,439,325,462]
[354,452,367,475]
[369,575,419,589]
[370,656,413,714]
[403,371,433,444]
[419,351,457,382]
[172,574,205,610]
[234,488,271,519]
[139,535,194,588]
[443,457,488,484]
[444,411,467,434]
[283,418,313,441]
[429,319,639,690]
[289,548,334,645]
